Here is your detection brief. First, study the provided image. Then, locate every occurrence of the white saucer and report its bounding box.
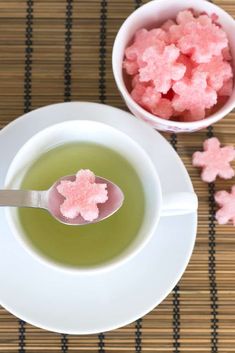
[0,102,197,334]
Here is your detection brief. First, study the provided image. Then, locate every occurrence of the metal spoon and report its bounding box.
[0,175,124,225]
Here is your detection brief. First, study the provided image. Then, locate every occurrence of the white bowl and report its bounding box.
[112,0,235,133]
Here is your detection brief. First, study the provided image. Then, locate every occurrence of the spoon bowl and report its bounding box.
[47,175,124,225]
[0,175,125,226]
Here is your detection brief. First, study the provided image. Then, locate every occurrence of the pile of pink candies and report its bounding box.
[123,9,234,121]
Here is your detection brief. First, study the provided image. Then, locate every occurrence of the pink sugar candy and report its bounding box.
[57,169,108,222]
[211,13,219,24]
[123,28,165,75]
[177,54,194,78]
[123,59,139,75]
[172,71,217,119]
[131,77,150,103]
[124,28,167,69]
[169,10,212,44]
[180,110,203,122]
[178,20,228,63]
[192,137,235,183]
[222,46,232,61]
[193,55,233,91]
[151,98,173,119]
[132,83,160,108]
[215,186,235,225]
[176,9,195,25]
[139,44,186,93]
[168,10,195,43]
[131,80,172,119]
[218,78,233,96]
[161,19,176,31]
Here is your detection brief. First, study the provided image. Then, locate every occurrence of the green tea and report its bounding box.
[18,143,145,267]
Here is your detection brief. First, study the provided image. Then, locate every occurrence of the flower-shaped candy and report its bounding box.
[192,137,235,182]
[172,71,217,119]
[193,55,233,91]
[123,28,167,74]
[139,44,186,93]
[57,169,108,221]
[178,20,228,63]
[215,186,235,225]
[131,80,172,119]
[218,78,233,97]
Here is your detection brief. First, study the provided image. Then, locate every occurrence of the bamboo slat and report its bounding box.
[0,1,234,352]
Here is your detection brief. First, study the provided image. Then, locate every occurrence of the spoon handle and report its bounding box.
[0,190,47,208]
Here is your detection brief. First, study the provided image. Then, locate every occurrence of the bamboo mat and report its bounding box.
[0,0,234,352]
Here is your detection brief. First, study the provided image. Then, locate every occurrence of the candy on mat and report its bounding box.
[172,71,217,119]
[192,137,235,183]
[123,9,233,122]
[215,186,235,225]
[57,169,108,222]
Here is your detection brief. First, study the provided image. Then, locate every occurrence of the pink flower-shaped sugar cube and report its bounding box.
[139,44,186,93]
[178,20,228,63]
[161,19,176,31]
[218,78,233,96]
[177,54,195,78]
[193,55,233,91]
[123,59,139,75]
[192,137,235,183]
[57,169,108,221]
[215,186,235,225]
[222,46,232,61]
[169,11,212,44]
[131,79,173,119]
[151,97,173,119]
[176,9,195,25]
[172,71,217,119]
[123,28,168,73]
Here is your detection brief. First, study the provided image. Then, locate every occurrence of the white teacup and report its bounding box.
[112,0,235,133]
[5,120,197,273]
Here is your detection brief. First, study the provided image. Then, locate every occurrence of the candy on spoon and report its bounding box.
[192,137,235,182]
[57,169,108,222]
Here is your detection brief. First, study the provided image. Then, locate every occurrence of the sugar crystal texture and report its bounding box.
[192,137,235,182]
[172,71,217,119]
[193,55,233,91]
[215,186,235,226]
[57,169,108,221]
[139,44,186,93]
